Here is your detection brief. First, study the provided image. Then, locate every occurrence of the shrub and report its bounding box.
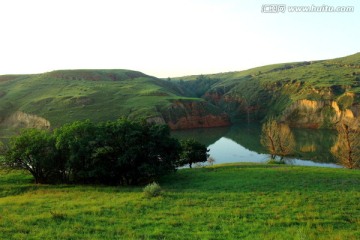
[143,182,162,198]
[50,211,67,220]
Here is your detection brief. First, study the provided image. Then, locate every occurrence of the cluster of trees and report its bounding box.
[1,119,208,185]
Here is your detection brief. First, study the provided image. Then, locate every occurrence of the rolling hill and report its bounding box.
[0,69,229,130]
[1,52,360,131]
[177,52,360,128]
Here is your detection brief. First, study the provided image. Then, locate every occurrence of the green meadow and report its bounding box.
[1,163,359,239]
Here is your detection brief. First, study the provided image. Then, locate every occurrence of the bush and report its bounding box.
[3,119,184,185]
[50,211,67,221]
[143,182,162,198]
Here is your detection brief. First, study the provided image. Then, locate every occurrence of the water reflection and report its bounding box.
[207,137,268,163]
[1,124,342,168]
[172,124,341,168]
[292,128,337,163]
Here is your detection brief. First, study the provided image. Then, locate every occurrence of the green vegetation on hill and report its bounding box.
[177,52,360,122]
[1,53,360,131]
[0,164,359,239]
[0,69,202,128]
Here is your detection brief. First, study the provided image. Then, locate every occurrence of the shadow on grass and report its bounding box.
[0,169,144,198]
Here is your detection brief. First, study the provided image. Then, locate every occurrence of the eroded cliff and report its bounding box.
[0,111,50,129]
[280,93,359,128]
[158,100,230,130]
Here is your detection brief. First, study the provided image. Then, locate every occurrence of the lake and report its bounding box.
[172,123,342,168]
[0,124,342,168]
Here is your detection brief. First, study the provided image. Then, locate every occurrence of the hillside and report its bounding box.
[177,52,360,128]
[1,53,360,131]
[0,164,359,239]
[0,70,229,130]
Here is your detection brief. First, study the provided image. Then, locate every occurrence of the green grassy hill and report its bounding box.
[0,69,226,129]
[1,53,360,131]
[177,52,360,126]
[0,164,359,239]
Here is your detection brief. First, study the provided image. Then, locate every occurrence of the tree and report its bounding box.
[179,139,209,168]
[331,120,360,169]
[260,119,295,161]
[54,120,100,183]
[4,129,59,184]
[139,122,181,179]
[98,119,181,185]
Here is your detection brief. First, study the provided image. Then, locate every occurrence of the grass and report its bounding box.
[1,53,360,130]
[0,163,359,239]
[178,52,360,122]
[0,70,205,128]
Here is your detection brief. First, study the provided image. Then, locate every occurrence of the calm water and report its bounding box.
[1,124,342,168]
[172,124,342,168]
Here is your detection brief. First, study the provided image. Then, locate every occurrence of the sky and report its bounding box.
[0,0,359,78]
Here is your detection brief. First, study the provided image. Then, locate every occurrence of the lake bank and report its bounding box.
[172,123,341,168]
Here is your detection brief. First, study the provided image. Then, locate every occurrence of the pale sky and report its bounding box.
[0,0,359,78]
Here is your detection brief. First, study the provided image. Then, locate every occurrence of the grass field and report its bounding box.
[0,163,359,239]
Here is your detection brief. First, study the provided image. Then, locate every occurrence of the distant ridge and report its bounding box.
[1,52,360,131]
